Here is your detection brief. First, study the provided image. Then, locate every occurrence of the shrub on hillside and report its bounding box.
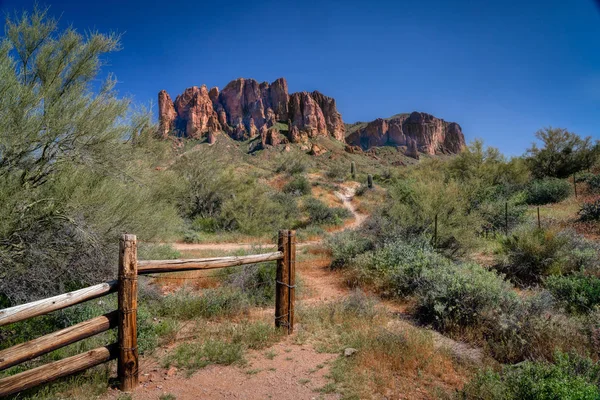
[222,263,277,306]
[463,352,600,399]
[348,238,449,296]
[326,230,374,269]
[483,291,591,363]
[578,200,600,222]
[584,174,600,193]
[546,275,600,314]
[304,198,351,226]
[525,178,571,205]
[384,176,482,256]
[414,261,516,331]
[496,227,600,285]
[282,176,311,196]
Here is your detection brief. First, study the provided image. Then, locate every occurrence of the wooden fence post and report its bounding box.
[287,230,296,334]
[275,230,289,331]
[118,234,138,392]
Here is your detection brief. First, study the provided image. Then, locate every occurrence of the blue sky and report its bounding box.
[1,0,599,155]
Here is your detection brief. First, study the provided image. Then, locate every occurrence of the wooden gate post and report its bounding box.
[287,230,296,333]
[275,230,289,331]
[118,234,138,392]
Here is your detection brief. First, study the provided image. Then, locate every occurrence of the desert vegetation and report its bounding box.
[3,7,600,400]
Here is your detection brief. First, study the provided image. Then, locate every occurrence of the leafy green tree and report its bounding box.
[526,127,599,179]
[0,8,181,303]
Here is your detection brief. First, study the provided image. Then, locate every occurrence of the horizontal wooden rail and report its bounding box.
[0,281,118,328]
[0,344,117,398]
[0,311,117,371]
[138,251,283,274]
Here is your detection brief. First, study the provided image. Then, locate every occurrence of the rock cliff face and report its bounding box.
[159,78,466,157]
[346,112,465,156]
[158,77,345,143]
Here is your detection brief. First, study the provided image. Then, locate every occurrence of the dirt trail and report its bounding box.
[170,182,366,252]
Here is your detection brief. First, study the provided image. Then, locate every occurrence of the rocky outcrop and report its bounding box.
[158,77,344,143]
[288,92,327,141]
[310,91,345,141]
[173,85,217,139]
[158,90,177,138]
[346,112,465,155]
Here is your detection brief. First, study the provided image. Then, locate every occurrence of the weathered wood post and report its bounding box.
[367,174,373,189]
[118,234,138,392]
[275,230,289,331]
[287,230,296,334]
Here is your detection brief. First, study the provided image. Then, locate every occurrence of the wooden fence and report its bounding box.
[0,230,296,397]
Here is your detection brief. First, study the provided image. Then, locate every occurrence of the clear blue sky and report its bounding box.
[1,0,599,155]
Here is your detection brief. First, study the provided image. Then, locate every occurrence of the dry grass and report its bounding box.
[295,294,473,399]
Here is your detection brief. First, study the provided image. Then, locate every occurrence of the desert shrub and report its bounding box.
[496,226,600,285]
[325,163,347,181]
[462,352,600,399]
[478,198,528,234]
[181,230,202,243]
[282,175,311,196]
[483,291,591,363]
[275,155,307,175]
[414,261,516,332]
[137,244,180,261]
[546,275,600,314]
[349,238,449,297]
[303,197,351,226]
[526,127,599,179]
[221,263,277,306]
[579,200,600,222]
[384,176,482,256]
[191,216,219,233]
[525,178,571,205]
[326,230,374,269]
[584,174,600,193]
[153,288,249,320]
[354,183,368,197]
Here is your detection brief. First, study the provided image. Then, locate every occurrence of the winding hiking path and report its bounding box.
[170,182,365,252]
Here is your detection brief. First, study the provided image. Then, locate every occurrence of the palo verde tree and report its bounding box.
[525,127,599,179]
[0,8,180,304]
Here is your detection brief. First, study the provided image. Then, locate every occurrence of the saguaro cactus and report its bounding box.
[351,161,356,179]
[367,174,373,189]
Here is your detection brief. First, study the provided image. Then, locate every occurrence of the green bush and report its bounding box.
[326,230,374,269]
[546,275,600,314]
[462,352,600,400]
[482,291,591,363]
[349,238,448,297]
[414,261,515,331]
[496,227,600,285]
[282,176,311,196]
[525,178,571,205]
[303,198,351,226]
[578,200,600,222]
[584,174,600,193]
[222,263,277,306]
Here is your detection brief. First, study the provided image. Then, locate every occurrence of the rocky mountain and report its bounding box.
[345,112,465,156]
[158,77,345,146]
[158,78,465,158]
